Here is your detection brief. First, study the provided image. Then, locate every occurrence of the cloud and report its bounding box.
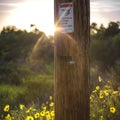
[0,4,16,13]
[0,0,27,13]
[91,0,120,13]
[90,0,120,26]
[0,1,23,30]
[0,0,25,3]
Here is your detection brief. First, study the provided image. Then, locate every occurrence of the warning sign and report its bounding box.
[59,2,74,33]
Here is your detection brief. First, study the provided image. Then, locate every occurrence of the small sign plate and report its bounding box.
[59,2,74,33]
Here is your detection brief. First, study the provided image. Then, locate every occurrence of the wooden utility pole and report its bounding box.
[54,0,90,120]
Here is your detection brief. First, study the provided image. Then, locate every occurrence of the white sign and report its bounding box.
[59,2,74,33]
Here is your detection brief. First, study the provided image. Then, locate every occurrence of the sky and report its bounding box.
[0,0,120,35]
[91,0,120,27]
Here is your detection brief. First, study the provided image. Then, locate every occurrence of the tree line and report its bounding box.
[90,21,120,88]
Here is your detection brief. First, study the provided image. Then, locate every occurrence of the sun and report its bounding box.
[8,0,54,35]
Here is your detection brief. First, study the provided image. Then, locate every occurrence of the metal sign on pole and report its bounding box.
[59,2,74,33]
[54,0,90,120]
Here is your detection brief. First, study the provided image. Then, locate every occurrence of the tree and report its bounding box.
[104,21,120,37]
[90,21,120,71]
[90,22,98,35]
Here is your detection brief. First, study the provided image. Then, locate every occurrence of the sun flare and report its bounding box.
[8,0,54,35]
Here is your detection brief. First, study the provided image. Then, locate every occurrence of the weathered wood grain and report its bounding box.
[54,0,90,120]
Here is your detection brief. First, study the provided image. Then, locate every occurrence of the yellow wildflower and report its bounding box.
[92,90,97,93]
[19,104,25,110]
[99,109,103,113]
[51,111,55,117]
[96,86,100,90]
[110,107,116,113]
[104,85,111,89]
[112,91,119,95]
[46,114,51,120]
[91,113,95,117]
[104,90,109,96]
[99,91,104,99]
[5,114,12,120]
[49,96,53,100]
[34,113,40,118]
[32,108,36,111]
[40,111,45,117]
[98,76,102,82]
[49,102,54,107]
[99,115,104,120]
[4,104,10,112]
[42,106,46,111]
[46,111,50,116]
[25,116,34,120]
[99,94,104,99]
[26,107,32,113]
[90,96,92,101]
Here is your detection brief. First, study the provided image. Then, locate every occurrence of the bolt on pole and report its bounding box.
[54,0,90,120]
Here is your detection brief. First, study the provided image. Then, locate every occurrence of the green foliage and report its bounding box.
[104,22,120,37]
[0,25,54,82]
[90,76,120,120]
[0,74,54,116]
[90,22,120,70]
[0,26,54,115]
[0,22,120,119]
[90,21,120,87]
[1,77,120,120]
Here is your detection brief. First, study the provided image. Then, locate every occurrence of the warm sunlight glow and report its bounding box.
[1,0,120,34]
[54,25,61,33]
[8,0,54,35]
